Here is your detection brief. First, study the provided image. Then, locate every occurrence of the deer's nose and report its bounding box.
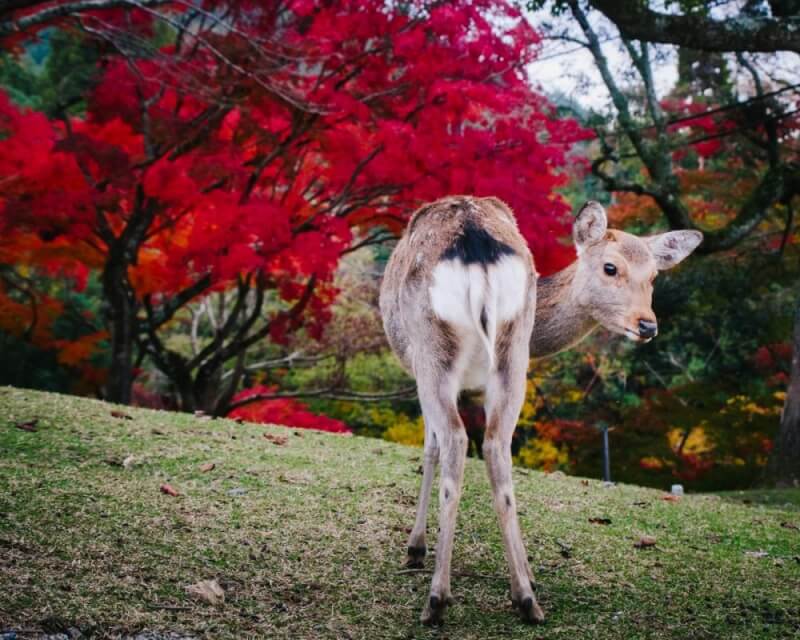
[638,319,658,339]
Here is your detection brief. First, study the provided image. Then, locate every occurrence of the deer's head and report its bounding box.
[571,201,702,342]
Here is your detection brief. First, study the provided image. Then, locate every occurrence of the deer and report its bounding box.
[379,195,702,626]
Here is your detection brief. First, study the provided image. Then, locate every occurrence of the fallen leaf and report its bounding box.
[662,494,681,502]
[186,579,224,605]
[14,419,38,432]
[160,483,180,497]
[264,433,288,446]
[580,479,589,486]
[744,550,769,558]
[780,521,799,532]
[279,471,312,485]
[634,536,657,549]
[589,517,612,525]
[200,462,216,473]
[110,410,133,420]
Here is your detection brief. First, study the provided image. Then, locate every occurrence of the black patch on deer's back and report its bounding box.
[441,218,515,265]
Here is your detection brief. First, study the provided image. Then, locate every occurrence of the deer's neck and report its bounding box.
[530,262,599,359]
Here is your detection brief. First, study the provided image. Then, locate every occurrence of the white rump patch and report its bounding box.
[429,255,529,384]
[490,255,528,322]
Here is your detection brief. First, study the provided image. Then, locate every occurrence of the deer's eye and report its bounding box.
[603,263,618,276]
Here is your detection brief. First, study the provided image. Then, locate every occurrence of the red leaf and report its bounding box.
[634,536,657,549]
[264,433,289,446]
[160,483,180,497]
[14,419,38,432]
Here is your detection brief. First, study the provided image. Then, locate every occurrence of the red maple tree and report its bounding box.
[0,0,588,414]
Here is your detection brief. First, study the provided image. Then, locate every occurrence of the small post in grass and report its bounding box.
[598,421,611,483]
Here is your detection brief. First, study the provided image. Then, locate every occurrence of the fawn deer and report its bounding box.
[379,195,702,625]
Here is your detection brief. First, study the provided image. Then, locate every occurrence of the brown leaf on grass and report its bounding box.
[581,479,590,486]
[200,462,216,473]
[634,536,657,549]
[264,433,288,446]
[14,419,38,432]
[662,494,681,502]
[110,410,133,420]
[780,521,799,532]
[589,517,612,525]
[160,483,180,497]
[186,579,224,605]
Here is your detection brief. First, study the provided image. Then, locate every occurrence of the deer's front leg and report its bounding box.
[406,426,438,568]
[418,387,468,626]
[483,359,545,623]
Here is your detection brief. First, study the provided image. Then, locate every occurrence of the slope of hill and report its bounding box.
[0,387,798,639]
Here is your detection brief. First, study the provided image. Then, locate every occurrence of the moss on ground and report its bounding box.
[0,387,798,639]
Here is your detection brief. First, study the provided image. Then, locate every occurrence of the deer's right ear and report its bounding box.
[573,201,608,251]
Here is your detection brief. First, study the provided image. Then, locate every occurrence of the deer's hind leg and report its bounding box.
[406,421,439,568]
[415,371,468,626]
[482,321,544,624]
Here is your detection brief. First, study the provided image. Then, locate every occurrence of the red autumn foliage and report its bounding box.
[229,386,351,434]
[0,0,589,409]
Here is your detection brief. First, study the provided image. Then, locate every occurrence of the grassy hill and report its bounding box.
[0,387,798,640]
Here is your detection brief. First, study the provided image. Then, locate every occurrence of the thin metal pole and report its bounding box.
[602,426,611,483]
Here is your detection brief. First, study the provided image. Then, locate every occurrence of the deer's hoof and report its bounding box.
[517,595,545,624]
[406,545,426,569]
[420,593,453,626]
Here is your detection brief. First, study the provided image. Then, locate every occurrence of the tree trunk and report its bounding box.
[764,295,800,487]
[102,257,137,405]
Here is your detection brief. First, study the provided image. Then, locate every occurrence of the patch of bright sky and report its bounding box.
[522,1,800,115]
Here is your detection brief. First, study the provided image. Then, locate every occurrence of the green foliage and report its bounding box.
[0,30,100,115]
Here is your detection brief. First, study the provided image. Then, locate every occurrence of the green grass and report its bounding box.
[1,387,799,639]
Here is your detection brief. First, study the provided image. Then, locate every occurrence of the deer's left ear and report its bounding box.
[646,230,703,270]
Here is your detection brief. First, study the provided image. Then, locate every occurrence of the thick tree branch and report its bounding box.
[0,0,172,37]
[589,0,800,53]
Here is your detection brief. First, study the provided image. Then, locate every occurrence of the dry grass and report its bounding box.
[1,386,799,639]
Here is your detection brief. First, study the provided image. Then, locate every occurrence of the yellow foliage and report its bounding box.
[723,394,781,418]
[639,456,665,470]
[383,414,425,447]
[667,426,713,455]
[514,438,569,472]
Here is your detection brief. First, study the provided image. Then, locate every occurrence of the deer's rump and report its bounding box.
[379,196,535,391]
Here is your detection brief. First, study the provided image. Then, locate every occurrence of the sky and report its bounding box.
[524,3,800,114]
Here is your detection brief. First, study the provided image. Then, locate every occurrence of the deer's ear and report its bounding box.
[646,230,703,270]
[573,201,608,250]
